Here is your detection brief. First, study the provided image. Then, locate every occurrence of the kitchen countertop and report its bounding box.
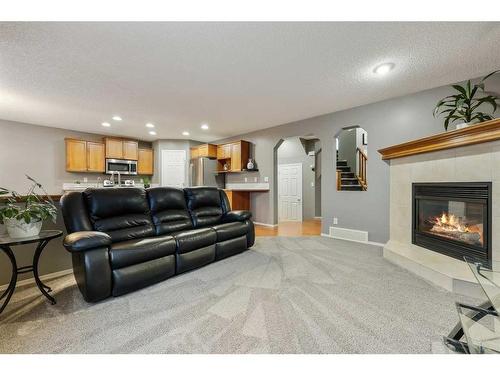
[62,183,159,192]
[224,183,270,191]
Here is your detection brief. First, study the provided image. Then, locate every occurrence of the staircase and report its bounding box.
[336,160,363,191]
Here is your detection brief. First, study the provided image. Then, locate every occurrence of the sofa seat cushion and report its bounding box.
[109,235,176,269]
[173,228,216,254]
[211,222,249,242]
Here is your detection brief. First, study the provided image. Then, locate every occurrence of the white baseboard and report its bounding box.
[313,216,322,219]
[0,268,73,291]
[321,232,386,247]
[253,222,278,227]
[330,226,368,242]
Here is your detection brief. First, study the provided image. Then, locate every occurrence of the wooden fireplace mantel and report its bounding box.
[378,118,500,160]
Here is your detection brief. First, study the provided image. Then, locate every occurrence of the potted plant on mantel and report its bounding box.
[0,175,57,238]
[434,70,499,131]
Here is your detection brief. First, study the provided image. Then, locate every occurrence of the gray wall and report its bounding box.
[277,137,318,220]
[0,119,157,285]
[216,74,500,243]
[0,119,117,194]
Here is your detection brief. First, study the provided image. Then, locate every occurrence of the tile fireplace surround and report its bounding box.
[379,119,500,297]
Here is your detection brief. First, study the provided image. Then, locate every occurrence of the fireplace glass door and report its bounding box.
[416,199,486,247]
[413,183,491,262]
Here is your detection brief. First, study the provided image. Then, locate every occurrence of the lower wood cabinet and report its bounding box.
[138,148,154,175]
[224,190,250,211]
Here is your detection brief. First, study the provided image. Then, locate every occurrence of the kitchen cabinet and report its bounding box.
[104,138,138,160]
[224,190,250,211]
[217,143,232,160]
[190,144,217,159]
[197,144,217,158]
[216,140,250,172]
[105,138,124,159]
[138,148,154,175]
[65,138,105,173]
[86,142,105,172]
[66,139,88,172]
[123,140,139,160]
[190,147,199,159]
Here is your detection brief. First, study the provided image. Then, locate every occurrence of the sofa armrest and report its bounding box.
[63,231,112,253]
[221,210,252,223]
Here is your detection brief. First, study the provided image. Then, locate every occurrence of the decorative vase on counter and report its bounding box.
[246,158,255,170]
[4,218,43,238]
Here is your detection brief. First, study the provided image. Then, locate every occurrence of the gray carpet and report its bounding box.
[0,236,474,353]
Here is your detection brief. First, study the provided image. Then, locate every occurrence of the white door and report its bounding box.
[161,150,186,187]
[278,163,303,221]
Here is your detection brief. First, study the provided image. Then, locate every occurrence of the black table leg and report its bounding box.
[33,239,56,305]
[0,245,18,315]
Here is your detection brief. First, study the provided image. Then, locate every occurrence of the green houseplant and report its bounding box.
[0,175,57,238]
[434,71,499,131]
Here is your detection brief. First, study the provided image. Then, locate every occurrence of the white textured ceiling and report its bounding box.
[0,22,499,142]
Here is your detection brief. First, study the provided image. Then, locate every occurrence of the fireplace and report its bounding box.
[412,182,491,262]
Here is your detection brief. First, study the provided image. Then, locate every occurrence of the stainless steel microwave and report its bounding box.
[105,159,138,175]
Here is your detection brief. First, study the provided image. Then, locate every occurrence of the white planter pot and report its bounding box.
[0,223,6,237]
[455,122,470,130]
[4,218,43,238]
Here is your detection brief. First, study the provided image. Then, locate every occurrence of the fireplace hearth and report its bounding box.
[412,182,491,262]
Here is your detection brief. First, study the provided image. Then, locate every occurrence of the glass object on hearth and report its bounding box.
[464,257,500,314]
[456,302,500,354]
[417,199,486,248]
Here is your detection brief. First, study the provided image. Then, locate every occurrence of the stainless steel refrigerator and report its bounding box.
[189,157,219,187]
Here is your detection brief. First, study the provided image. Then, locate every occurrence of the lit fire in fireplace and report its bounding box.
[428,213,483,246]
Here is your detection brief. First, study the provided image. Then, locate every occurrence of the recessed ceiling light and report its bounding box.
[182,131,190,136]
[201,123,209,130]
[145,123,155,128]
[373,62,395,75]
[101,122,111,127]
[149,131,157,136]
[112,115,122,121]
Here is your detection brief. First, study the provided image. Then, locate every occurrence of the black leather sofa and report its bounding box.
[60,187,254,302]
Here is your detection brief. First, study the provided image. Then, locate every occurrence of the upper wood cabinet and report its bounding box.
[66,139,88,172]
[216,140,250,172]
[105,138,124,159]
[216,143,232,160]
[104,138,138,160]
[123,140,139,160]
[65,138,105,173]
[190,143,217,159]
[138,148,154,175]
[86,142,105,172]
[190,147,199,159]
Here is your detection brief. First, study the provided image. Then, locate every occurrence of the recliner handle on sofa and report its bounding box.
[63,231,112,252]
[221,210,252,223]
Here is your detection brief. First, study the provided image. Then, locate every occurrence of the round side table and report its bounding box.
[0,229,63,315]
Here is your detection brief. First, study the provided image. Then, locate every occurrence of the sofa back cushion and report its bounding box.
[147,187,193,235]
[83,188,155,242]
[184,187,223,227]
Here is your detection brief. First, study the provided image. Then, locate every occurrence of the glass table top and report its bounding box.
[0,230,63,246]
